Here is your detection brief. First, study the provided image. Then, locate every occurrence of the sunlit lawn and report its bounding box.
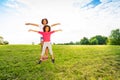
[0,45,120,80]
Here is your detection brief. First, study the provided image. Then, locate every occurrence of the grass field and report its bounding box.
[0,45,120,80]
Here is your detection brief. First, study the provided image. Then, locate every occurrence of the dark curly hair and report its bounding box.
[43,25,51,32]
[41,18,48,24]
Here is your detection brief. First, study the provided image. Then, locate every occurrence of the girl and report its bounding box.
[28,25,62,64]
[25,18,60,59]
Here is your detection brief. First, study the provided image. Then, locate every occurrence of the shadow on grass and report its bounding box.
[34,61,56,80]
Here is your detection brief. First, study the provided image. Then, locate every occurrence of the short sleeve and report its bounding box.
[50,31,55,34]
[39,24,43,31]
[38,31,43,35]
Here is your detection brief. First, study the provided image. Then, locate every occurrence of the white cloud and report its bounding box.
[73,0,93,8]
[100,0,112,3]
[71,0,120,38]
[0,0,120,44]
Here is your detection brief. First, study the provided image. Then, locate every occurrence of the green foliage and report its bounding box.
[80,37,89,45]
[109,29,120,45]
[90,38,98,45]
[0,36,9,45]
[0,45,120,80]
[0,36,4,45]
[63,35,107,45]
[89,35,108,45]
[63,41,75,45]
[3,41,9,45]
[75,41,80,45]
[69,41,74,45]
[0,36,3,39]
[62,28,120,45]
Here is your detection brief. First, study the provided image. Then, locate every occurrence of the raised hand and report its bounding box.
[25,23,31,25]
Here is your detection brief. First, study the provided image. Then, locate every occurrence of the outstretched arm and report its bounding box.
[25,23,39,27]
[51,23,61,27]
[28,29,39,32]
[54,29,62,32]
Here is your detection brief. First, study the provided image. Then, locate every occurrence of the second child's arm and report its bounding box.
[51,23,61,27]
[25,23,39,27]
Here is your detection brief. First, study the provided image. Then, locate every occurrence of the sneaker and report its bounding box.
[38,60,42,64]
[52,59,55,63]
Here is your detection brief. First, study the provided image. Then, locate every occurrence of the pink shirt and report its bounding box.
[38,31,55,42]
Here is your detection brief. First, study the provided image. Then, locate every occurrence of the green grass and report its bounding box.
[0,45,120,80]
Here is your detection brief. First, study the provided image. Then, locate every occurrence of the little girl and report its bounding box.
[28,25,62,64]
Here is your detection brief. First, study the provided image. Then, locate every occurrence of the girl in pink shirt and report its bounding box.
[25,18,60,59]
[29,25,62,64]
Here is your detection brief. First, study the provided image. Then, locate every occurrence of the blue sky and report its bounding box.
[83,0,101,8]
[0,0,120,44]
[0,0,7,13]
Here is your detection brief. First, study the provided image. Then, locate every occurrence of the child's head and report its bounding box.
[41,18,48,25]
[43,25,51,32]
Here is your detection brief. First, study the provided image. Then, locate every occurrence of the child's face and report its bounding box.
[45,27,49,32]
[43,20,47,25]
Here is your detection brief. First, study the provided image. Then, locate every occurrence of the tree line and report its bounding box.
[0,28,120,45]
[58,28,120,45]
[0,36,9,45]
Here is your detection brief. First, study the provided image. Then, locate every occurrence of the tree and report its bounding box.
[90,35,108,45]
[0,36,4,45]
[75,41,80,45]
[80,37,89,45]
[109,29,120,45]
[0,36,9,45]
[69,41,74,45]
[4,41,9,45]
[90,38,98,45]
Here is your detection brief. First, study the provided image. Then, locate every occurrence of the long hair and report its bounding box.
[43,25,51,32]
[41,18,48,24]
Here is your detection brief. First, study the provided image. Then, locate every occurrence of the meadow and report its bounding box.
[0,45,120,80]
